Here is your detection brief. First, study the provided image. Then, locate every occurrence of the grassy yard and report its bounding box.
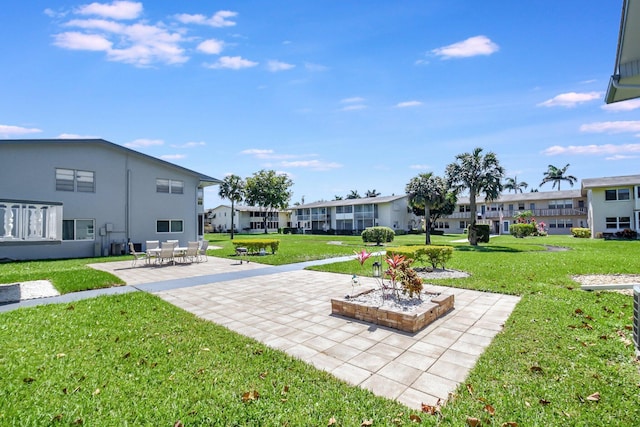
[2,233,640,425]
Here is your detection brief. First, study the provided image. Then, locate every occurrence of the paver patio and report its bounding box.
[91,256,520,410]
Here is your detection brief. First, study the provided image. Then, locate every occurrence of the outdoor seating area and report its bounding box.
[129,240,209,267]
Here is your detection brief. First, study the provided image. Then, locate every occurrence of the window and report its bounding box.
[549,199,573,209]
[605,188,630,201]
[62,219,95,240]
[518,202,525,210]
[156,179,184,194]
[156,219,183,233]
[336,205,353,214]
[56,168,95,192]
[606,216,631,229]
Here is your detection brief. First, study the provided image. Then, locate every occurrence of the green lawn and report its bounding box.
[2,233,640,425]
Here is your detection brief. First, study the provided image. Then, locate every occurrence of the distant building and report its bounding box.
[206,205,292,234]
[438,190,587,235]
[290,195,419,234]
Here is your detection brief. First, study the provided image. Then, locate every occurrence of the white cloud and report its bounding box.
[579,121,640,134]
[206,56,258,69]
[395,101,422,108]
[304,62,328,72]
[431,35,499,59]
[601,98,640,112]
[75,1,143,20]
[0,124,42,136]
[267,60,295,72]
[174,10,237,27]
[605,154,639,160]
[241,148,273,157]
[541,143,640,156]
[171,141,206,148]
[57,133,100,139]
[409,164,430,170]
[160,154,186,160]
[340,104,367,111]
[280,160,342,171]
[124,138,164,148]
[341,97,364,104]
[537,91,602,108]
[53,31,112,51]
[197,39,224,55]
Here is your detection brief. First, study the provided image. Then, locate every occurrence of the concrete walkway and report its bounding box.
[1,255,520,410]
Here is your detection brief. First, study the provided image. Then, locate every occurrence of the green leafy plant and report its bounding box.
[361,226,395,245]
[571,227,591,238]
[232,239,280,254]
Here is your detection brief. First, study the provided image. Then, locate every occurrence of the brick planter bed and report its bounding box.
[331,289,454,333]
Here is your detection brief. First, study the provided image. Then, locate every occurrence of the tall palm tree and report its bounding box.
[445,147,505,246]
[405,173,448,244]
[504,176,528,193]
[365,189,380,198]
[218,174,245,240]
[540,164,577,191]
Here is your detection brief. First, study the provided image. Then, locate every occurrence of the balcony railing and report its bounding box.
[0,200,63,242]
[445,208,587,220]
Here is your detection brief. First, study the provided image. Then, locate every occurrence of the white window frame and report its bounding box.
[156,179,184,194]
[605,188,630,201]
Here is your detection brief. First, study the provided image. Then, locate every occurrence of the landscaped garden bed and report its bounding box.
[331,287,454,332]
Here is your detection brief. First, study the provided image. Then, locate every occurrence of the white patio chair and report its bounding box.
[197,240,209,262]
[183,241,199,263]
[128,242,147,267]
[146,240,159,264]
[157,245,175,265]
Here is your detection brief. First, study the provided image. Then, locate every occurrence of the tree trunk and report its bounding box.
[424,206,431,245]
[468,190,478,246]
[230,201,235,240]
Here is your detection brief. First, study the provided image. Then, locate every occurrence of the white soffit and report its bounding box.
[606,0,640,103]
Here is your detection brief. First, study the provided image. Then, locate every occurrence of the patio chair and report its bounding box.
[197,240,209,262]
[183,241,199,263]
[166,239,179,248]
[128,242,147,267]
[157,245,175,265]
[146,240,159,263]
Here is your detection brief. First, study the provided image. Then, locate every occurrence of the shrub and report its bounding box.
[387,245,453,269]
[510,223,535,238]
[571,227,591,238]
[615,228,638,239]
[232,239,280,254]
[361,226,395,245]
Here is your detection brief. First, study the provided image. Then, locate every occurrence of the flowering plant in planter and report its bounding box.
[351,250,423,300]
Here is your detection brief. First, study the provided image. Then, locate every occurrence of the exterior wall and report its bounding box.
[0,140,211,260]
[588,187,637,237]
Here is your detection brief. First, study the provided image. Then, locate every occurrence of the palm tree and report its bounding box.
[218,174,245,240]
[445,147,505,246]
[504,176,528,193]
[365,189,380,198]
[405,173,448,244]
[540,164,577,191]
[346,190,361,199]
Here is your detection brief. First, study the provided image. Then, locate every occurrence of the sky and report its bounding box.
[1,1,637,208]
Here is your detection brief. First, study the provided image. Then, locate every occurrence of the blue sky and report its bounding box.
[1,1,637,207]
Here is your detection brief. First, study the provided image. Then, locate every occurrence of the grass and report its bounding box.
[2,233,640,425]
[0,292,417,425]
[0,256,125,294]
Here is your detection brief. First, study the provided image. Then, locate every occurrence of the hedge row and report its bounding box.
[232,239,280,254]
[386,245,454,269]
[509,223,536,238]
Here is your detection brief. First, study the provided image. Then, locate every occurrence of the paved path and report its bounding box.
[1,255,520,410]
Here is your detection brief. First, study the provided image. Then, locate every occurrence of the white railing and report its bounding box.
[0,200,63,242]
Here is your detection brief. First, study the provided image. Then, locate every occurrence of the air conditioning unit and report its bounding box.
[634,286,640,356]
